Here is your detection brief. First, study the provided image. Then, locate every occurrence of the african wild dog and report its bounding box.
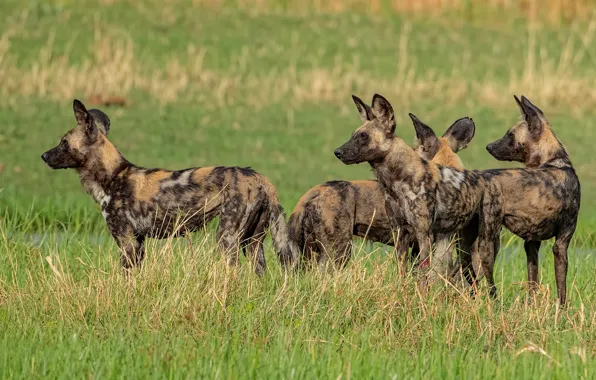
[333,94,485,282]
[41,99,297,274]
[289,113,476,279]
[478,95,580,305]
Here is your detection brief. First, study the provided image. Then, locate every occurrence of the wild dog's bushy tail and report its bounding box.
[287,206,305,261]
[269,202,299,270]
[261,181,299,271]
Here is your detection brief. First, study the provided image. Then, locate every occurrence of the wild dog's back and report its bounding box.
[104,166,267,238]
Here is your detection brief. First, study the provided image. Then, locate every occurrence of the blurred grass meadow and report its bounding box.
[2,0,596,378]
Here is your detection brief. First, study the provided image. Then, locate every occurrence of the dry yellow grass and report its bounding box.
[1,17,595,117]
[95,0,596,24]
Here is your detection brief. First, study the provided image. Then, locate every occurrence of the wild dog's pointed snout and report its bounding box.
[334,149,343,159]
[41,153,48,162]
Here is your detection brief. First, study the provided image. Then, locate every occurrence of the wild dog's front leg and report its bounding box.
[394,228,411,275]
[429,233,454,282]
[384,196,410,270]
[414,229,433,270]
[524,240,541,295]
[451,217,479,288]
[115,233,146,270]
[409,210,432,269]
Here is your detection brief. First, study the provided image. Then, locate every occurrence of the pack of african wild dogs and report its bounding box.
[41,94,580,305]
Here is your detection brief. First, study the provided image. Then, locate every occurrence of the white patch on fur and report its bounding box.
[397,181,426,201]
[125,210,151,231]
[86,181,111,220]
[87,182,110,205]
[441,167,464,190]
[161,170,192,189]
[100,195,111,220]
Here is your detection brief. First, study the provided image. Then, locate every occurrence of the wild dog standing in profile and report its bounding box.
[41,100,297,274]
[333,94,485,282]
[289,109,476,280]
[479,95,580,305]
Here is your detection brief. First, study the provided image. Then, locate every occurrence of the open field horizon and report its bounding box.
[2,1,596,378]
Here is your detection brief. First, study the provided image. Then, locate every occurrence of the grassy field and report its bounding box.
[2,0,596,378]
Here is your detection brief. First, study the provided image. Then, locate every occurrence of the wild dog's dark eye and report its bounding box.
[357,132,368,141]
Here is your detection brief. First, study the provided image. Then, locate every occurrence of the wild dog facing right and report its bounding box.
[478,95,580,305]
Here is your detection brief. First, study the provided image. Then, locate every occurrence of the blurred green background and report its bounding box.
[0,0,595,228]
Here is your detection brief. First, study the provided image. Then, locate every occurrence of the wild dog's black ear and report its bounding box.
[514,95,524,116]
[409,113,440,156]
[442,117,475,152]
[73,99,99,139]
[519,95,545,140]
[352,95,374,122]
[89,109,111,136]
[371,94,395,135]
[73,99,90,125]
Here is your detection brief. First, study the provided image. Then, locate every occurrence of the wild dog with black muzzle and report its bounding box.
[334,94,484,282]
[41,100,297,274]
[290,110,476,282]
[479,95,580,305]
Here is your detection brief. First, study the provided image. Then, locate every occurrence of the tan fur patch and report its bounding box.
[533,126,561,167]
[433,137,464,169]
[131,170,171,202]
[65,128,85,151]
[511,121,529,143]
[98,135,122,175]
[192,167,215,183]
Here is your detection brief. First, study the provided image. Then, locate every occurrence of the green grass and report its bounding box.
[2,1,596,378]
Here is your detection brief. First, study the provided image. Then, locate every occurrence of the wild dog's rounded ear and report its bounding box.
[89,109,111,136]
[442,117,475,153]
[519,95,545,140]
[371,94,395,123]
[409,113,440,156]
[352,95,374,122]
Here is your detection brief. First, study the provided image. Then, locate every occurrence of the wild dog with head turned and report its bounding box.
[333,94,485,281]
[289,113,476,279]
[41,100,297,274]
[478,95,580,305]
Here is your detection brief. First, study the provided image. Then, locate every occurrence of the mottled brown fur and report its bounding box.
[42,100,297,275]
[478,95,580,305]
[289,117,475,273]
[333,94,485,283]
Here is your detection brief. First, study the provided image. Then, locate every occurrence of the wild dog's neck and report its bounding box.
[370,138,427,187]
[77,135,131,204]
[526,128,572,169]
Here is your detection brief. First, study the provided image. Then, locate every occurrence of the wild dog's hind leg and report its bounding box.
[242,209,268,276]
[553,232,573,306]
[524,240,541,296]
[332,239,353,269]
[216,200,246,267]
[478,189,502,299]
